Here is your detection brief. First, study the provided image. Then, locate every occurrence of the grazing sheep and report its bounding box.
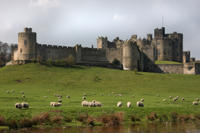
[50,102,62,107]
[162,99,166,102]
[196,98,200,102]
[15,103,22,109]
[58,99,62,103]
[95,101,102,107]
[22,95,25,98]
[173,97,179,102]
[82,96,86,100]
[140,98,144,102]
[21,91,24,94]
[182,98,185,101]
[136,101,144,107]
[117,101,122,107]
[21,102,29,109]
[193,101,198,105]
[127,102,131,108]
[117,94,122,97]
[6,90,10,94]
[81,100,89,107]
[66,96,70,99]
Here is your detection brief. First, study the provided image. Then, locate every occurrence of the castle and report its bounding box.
[10,27,200,74]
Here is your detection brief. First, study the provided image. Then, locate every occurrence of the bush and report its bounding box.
[7,120,18,129]
[112,58,120,66]
[51,116,63,124]
[0,116,5,126]
[19,118,33,128]
[32,112,50,125]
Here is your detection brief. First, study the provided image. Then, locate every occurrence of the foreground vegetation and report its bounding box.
[0,63,200,129]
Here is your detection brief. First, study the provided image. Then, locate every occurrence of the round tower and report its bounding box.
[17,27,37,61]
[123,40,140,70]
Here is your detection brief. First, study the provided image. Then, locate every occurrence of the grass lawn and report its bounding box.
[0,63,200,127]
[155,60,182,64]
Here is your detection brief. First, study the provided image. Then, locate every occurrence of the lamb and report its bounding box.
[15,103,22,109]
[50,102,62,107]
[127,102,131,108]
[193,101,198,105]
[136,101,144,107]
[21,102,29,109]
[173,97,179,102]
[117,101,122,107]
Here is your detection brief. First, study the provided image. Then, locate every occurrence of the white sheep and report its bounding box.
[117,101,122,107]
[95,101,102,107]
[162,99,166,102]
[50,102,62,107]
[66,96,70,99]
[193,101,198,105]
[15,103,22,109]
[82,96,86,100]
[81,101,89,107]
[182,97,185,101]
[127,102,131,108]
[136,101,144,107]
[21,102,29,109]
[196,98,200,102]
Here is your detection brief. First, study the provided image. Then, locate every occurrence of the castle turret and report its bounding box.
[97,37,108,49]
[123,41,141,70]
[16,28,37,61]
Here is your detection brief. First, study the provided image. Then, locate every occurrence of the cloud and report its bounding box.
[112,14,123,21]
[29,0,60,8]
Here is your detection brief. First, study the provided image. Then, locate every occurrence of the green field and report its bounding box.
[0,63,200,127]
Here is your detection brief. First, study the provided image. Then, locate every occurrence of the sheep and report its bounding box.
[182,97,185,101]
[82,96,86,100]
[21,91,24,94]
[81,100,89,107]
[58,99,62,103]
[21,102,29,109]
[169,96,172,99]
[162,99,166,102]
[15,103,22,109]
[95,101,102,107]
[127,102,131,108]
[6,90,10,94]
[66,96,70,99]
[196,98,200,102]
[22,95,25,98]
[193,101,198,105]
[43,96,47,98]
[117,101,122,107]
[140,98,144,102]
[136,101,144,107]
[50,102,62,107]
[173,97,179,102]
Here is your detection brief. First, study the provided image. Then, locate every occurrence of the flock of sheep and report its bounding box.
[10,90,200,109]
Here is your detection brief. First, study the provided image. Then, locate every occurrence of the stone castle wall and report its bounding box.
[36,44,76,61]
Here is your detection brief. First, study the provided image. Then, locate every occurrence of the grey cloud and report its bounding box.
[0,0,200,58]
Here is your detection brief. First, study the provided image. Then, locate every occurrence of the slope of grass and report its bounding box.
[0,63,200,127]
[155,60,182,64]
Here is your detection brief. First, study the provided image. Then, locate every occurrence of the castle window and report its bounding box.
[24,40,27,46]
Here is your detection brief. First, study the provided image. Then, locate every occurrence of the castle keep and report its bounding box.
[11,27,200,74]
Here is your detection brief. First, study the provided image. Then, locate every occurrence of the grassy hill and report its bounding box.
[0,63,200,127]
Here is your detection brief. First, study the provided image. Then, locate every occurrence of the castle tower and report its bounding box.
[97,37,108,49]
[123,41,141,70]
[17,28,37,61]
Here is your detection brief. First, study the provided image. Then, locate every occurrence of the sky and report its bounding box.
[0,0,200,58]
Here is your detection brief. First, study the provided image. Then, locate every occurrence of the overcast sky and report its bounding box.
[0,0,200,58]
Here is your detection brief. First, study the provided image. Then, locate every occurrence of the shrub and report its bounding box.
[64,116,72,123]
[32,112,50,125]
[99,113,123,126]
[171,112,178,122]
[19,118,33,128]
[76,114,88,123]
[147,112,158,121]
[66,55,75,66]
[0,116,5,126]
[7,120,18,129]
[51,116,63,124]
[112,58,120,66]
[130,115,140,122]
